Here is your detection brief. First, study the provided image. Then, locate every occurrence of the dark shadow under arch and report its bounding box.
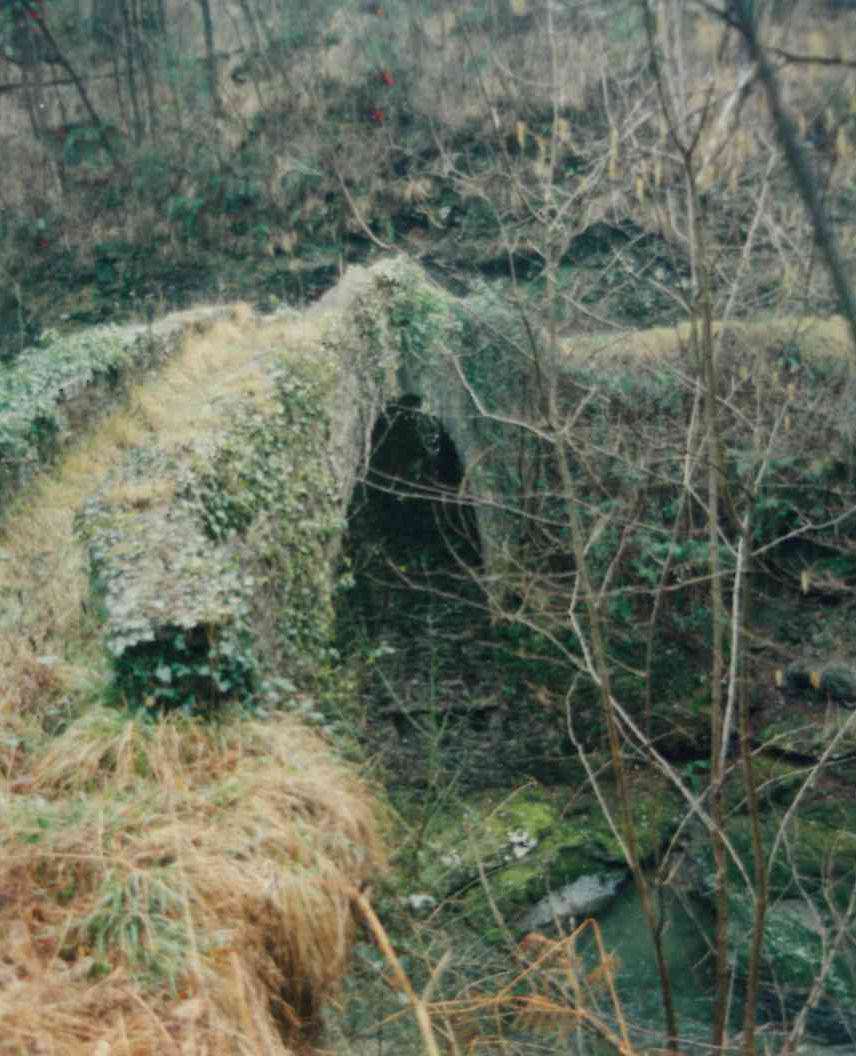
[339,395,482,640]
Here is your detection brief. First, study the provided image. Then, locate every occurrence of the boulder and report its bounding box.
[397,775,682,941]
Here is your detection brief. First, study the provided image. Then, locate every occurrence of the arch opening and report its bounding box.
[340,396,483,644]
[337,398,578,790]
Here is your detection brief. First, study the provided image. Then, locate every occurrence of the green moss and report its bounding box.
[397,775,681,938]
[727,753,808,810]
[697,804,856,904]
[756,711,856,763]
[727,895,856,1024]
[0,327,126,509]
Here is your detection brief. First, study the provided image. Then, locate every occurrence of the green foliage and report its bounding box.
[194,417,286,542]
[457,196,500,240]
[163,167,265,244]
[0,326,128,507]
[132,149,174,204]
[166,194,206,240]
[750,467,852,548]
[680,758,711,796]
[111,623,257,717]
[78,241,153,310]
[79,357,344,717]
[602,1,645,45]
[389,282,447,363]
[489,619,577,689]
[268,0,342,51]
[51,123,125,169]
[0,0,30,21]
[194,364,342,700]
[454,281,533,410]
[451,1,495,35]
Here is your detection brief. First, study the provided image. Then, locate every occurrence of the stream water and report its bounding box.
[340,456,854,1055]
[581,883,853,1054]
[581,885,725,1052]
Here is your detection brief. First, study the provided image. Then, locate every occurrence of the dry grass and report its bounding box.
[0,708,385,1055]
[347,892,640,1056]
[5,1,856,278]
[413,922,634,1056]
[560,314,854,368]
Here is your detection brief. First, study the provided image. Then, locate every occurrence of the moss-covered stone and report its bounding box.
[75,356,342,711]
[671,796,856,1040]
[398,774,681,941]
[70,257,543,711]
[686,806,856,904]
[756,709,856,765]
[0,308,234,519]
[725,753,808,810]
[319,257,537,576]
[727,895,856,1043]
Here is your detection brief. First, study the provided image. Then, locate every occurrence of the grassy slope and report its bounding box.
[4,3,856,346]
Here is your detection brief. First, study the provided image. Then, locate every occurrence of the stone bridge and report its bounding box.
[70,256,531,709]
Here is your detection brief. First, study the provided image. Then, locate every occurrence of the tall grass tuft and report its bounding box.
[0,708,386,1055]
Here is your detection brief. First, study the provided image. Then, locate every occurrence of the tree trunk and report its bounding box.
[197,0,222,116]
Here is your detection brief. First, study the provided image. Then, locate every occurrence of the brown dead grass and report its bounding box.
[414,921,633,1056]
[0,708,385,1056]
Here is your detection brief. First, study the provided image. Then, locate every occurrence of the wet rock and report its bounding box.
[399,776,679,940]
[728,896,856,1045]
[674,802,856,1045]
[518,871,627,931]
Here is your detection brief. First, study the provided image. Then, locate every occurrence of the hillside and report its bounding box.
[3,1,856,353]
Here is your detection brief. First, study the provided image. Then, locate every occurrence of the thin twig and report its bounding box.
[350,887,444,1056]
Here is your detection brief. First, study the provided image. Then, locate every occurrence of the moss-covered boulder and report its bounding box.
[398,775,682,941]
[685,802,856,904]
[756,708,856,767]
[727,894,856,1044]
[676,799,856,1042]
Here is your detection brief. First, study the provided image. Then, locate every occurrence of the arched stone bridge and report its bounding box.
[70,256,528,709]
